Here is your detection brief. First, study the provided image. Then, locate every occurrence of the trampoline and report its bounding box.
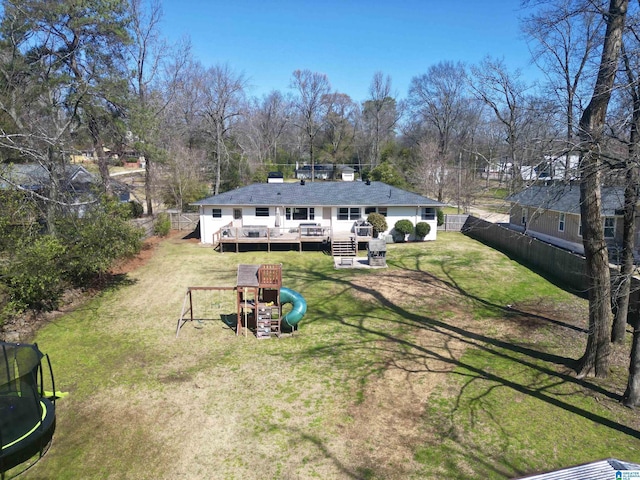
[0,342,56,475]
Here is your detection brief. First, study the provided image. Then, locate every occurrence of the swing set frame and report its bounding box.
[175,286,236,337]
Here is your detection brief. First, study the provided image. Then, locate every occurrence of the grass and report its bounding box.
[10,232,640,479]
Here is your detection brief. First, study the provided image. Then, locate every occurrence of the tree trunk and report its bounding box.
[576,0,628,378]
[624,310,640,407]
[578,159,612,377]
[145,156,153,215]
[612,159,638,343]
[214,121,223,196]
[88,117,112,196]
[612,46,640,343]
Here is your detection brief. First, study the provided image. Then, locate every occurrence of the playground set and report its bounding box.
[176,264,307,338]
[0,342,57,477]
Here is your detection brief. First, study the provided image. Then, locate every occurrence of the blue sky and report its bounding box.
[160,1,540,102]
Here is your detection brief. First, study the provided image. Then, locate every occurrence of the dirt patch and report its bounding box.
[109,234,165,275]
[340,270,589,478]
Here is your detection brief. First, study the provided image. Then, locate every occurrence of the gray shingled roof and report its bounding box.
[507,185,625,216]
[0,163,129,195]
[192,181,445,207]
[515,458,640,479]
[0,163,93,190]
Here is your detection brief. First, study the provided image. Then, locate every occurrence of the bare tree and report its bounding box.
[290,69,331,181]
[413,140,449,201]
[576,0,628,379]
[408,61,470,201]
[618,8,640,404]
[523,0,604,178]
[199,64,246,195]
[610,38,640,345]
[237,90,292,170]
[320,92,357,169]
[362,72,399,168]
[127,0,192,214]
[470,57,531,191]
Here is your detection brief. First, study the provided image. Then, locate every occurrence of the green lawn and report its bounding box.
[13,232,640,479]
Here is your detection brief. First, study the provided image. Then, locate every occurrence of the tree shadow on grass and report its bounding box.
[275,257,640,477]
[89,272,138,292]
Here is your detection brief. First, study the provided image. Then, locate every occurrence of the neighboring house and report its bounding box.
[0,163,130,202]
[520,155,581,182]
[295,164,334,180]
[193,180,445,245]
[507,184,630,256]
[267,172,284,183]
[340,166,355,182]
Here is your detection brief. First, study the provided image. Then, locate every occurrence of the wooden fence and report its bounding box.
[438,214,470,232]
[462,216,640,322]
[168,212,199,231]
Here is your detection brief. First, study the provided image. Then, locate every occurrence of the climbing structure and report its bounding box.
[177,263,307,338]
[237,264,282,338]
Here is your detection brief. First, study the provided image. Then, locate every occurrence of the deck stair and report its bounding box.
[331,235,357,257]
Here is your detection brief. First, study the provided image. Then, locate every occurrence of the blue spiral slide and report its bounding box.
[280,287,307,328]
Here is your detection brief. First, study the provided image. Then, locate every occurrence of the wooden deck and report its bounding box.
[213,225,372,253]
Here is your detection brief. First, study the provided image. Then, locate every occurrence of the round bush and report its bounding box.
[394,219,414,237]
[437,208,444,226]
[367,212,388,238]
[415,221,431,239]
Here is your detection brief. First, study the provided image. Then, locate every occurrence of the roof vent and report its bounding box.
[365,179,371,185]
[300,179,305,185]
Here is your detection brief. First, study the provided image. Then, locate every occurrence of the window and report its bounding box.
[558,213,565,232]
[364,207,387,217]
[256,207,269,217]
[212,208,222,218]
[522,208,527,226]
[604,217,615,238]
[338,207,360,221]
[422,207,436,220]
[286,207,314,221]
[233,208,242,220]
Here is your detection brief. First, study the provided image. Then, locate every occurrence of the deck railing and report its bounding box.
[212,223,373,247]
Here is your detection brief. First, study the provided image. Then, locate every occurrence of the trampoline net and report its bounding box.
[0,342,44,450]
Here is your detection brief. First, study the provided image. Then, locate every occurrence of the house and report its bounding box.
[295,164,334,180]
[519,155,581,182]
[0,163,130,202]
[506,184,631,256]
[267,172,284,183]
[192,180,445,245]
[340,166,355,182]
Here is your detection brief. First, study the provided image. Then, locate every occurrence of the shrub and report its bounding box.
[437,208,444,226]
[4,236,66,311]
[394,219,414,241]
[58,208,144,285]
[154,212,171,237]
[128,201,144,219]
[415,222,431,239]
[367,213,388,238]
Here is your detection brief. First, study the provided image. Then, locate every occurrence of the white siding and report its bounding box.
[199,206,234,244]
[198,204,439,243]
